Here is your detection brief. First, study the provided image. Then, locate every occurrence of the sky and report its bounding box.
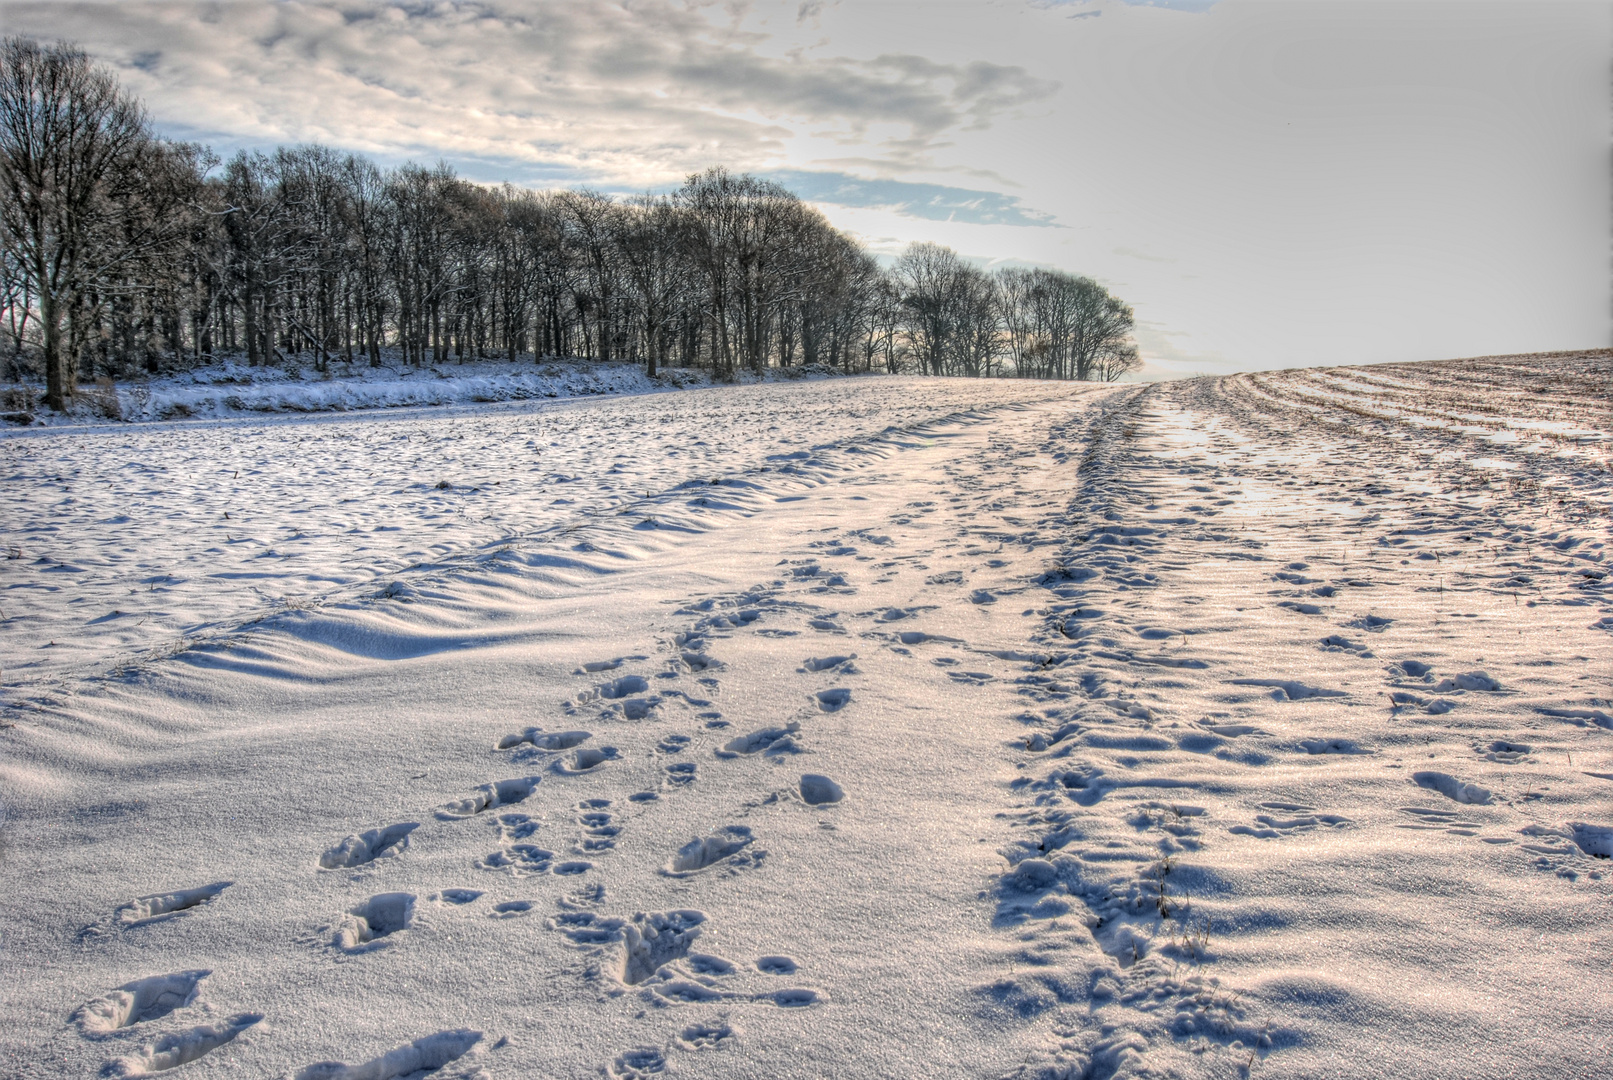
[2,0,1607,377]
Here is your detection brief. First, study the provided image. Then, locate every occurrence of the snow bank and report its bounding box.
[5,355,849,426]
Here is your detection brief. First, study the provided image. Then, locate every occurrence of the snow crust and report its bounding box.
[2,355,1610,1079]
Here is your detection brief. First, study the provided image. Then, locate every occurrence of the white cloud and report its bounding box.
[1,0,1054,185]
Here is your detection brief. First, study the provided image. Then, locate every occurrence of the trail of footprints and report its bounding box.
[68,555,871,1077]
[977,387,1611,1078]
[57,609,823,1078]
[56,407,939,1070]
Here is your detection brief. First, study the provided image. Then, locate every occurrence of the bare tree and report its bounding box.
[0,37,153,408]
[894,242,963,377]
[1,37,1141,397]
[1093,341,1141,382]
[617,193,687,376]
[1066,276,1134,381]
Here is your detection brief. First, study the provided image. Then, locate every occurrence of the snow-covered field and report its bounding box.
[2,352,1609,1080]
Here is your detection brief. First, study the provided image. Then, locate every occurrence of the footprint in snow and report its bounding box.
[497,728,590,752]
[815,687,851,711]
[115,882,231,928]
[800,654,856,673]
[665,762,697,786]
[895,630,959,645]
[103,1014,262,1079]
[1277,601,1323,615]
[664,826,761,876]
[329,892,414,952]
[428,889,482,906]
[74,970,209,1033]
[577,800,621,852]
[1479,740,1532,763]
[685,952,736,976]
[619,698,656,720]
[606,1046,667,1079]
[1298,738,1371,755]
[756,955,798,975]
[1388,691,1456,714]
[599,675,650,700]
[435,777,539,819]
[1386,659,1434,681]
[678,1022,735,1050]
[1413,771,1492,804]
[799,774,844,805]
[1431,671,1501,693]
[319,823,418,870]
[289,1028,481,1080]
[656,733,691,754]
[1229,803,1350,838]
[476,845,555,875]
[1318,633,1371,656]
[1538,707,1613,730]
[553,746,618,775]
[620,910,707,985]
[548,909,625,946]
[716,723,801,758]
[1569,823,1613,858]
[493,812,540,841]
[1228,678,1345,701]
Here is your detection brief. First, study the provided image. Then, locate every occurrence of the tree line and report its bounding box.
[0,37,1139,413]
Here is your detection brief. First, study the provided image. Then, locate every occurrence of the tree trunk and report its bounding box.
[42,291,71,411]
[244,284,261,366]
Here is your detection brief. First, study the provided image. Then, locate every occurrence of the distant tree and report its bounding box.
[616,193,686,377]
[1066,276,1134,381]
[0,37,154,409]
[0,36,1142,401]
[894,241,963,377]
[952,262,999,377]
[994,267,1042,377]
[1093,341,1142,382]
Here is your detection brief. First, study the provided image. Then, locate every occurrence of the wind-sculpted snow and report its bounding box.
[0,375,1066,697]
[3,355,1609,1079]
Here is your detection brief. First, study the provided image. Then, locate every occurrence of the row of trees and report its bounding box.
[0,37,1139,412]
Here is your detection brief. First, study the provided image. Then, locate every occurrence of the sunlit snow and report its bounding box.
[2,353,1609,1079]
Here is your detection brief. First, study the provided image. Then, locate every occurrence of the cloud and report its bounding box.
[0,0,1056,185]
[764,170,1060,227]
